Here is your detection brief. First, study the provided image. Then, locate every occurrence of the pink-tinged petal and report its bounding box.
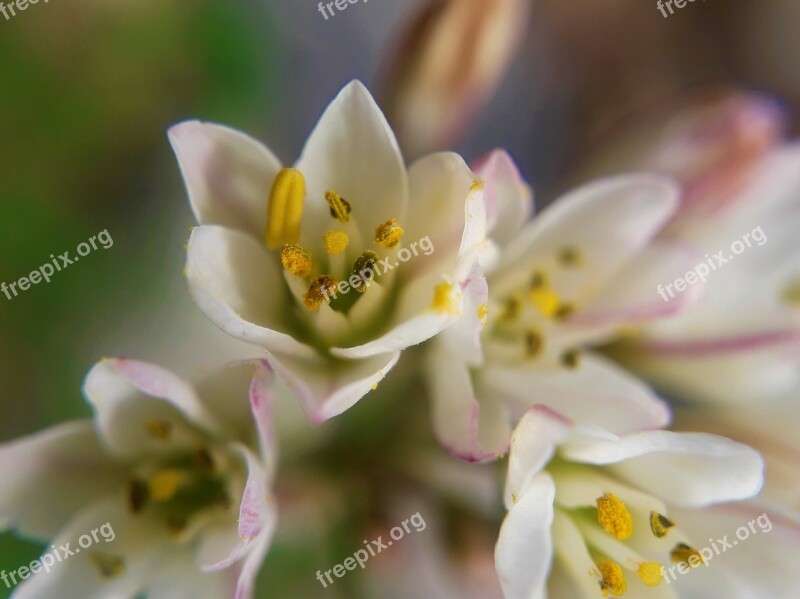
[84,359,222,459]
[0,421,126,540]
[185,226,316,359]
[472,149,533,247]
[668,501,800,599]
[495,473,555,599]
[504,406,571,509]
[561,430,764,508]
[249,361,277,478]
[482,353,671,435]
[168,121,282,238]
[265,350,401,424]
[439,260,489,366]
[495,174,680,296]
[294,80,408,254]
[424,342,510,464]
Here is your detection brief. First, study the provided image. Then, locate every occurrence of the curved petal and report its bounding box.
[482,353,672,435]
[494,473,555,599]
[294,80,408,254]
[186,226,316,358]
[438,260,489,366]
[0,421,126,540]
[264,350,401,424]
[424,342,510,464]
[168,121,282,238]
[560,430,764,508]
[84,358,222,459]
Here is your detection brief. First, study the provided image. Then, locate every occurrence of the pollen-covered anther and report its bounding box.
[374,218,405,249]
[650,511,675,538]
[304,275,338,311]
[431,281,460,315]
[352,251,378,292]
[558,245,583,267]
[637,562,663,587]
[88,552,125,579]
[280,244,313,277]
[470,178,486,192]
[266,168,305,249]
[554,302,576,322]
[525,329,544,358]
[530,270,549,289]
[325,190,351,223]
[322,231,350,255]
[596,493,634,540]
[501,294,522,322]
[477,303,489,326]
[148,469,184,502]
[598,559,627,596]
[529,286,561,317]
[560,348,581,370]
[144,419,172,440]
[671,543,704,566]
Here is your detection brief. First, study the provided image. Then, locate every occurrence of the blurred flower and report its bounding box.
[381,0,529,158]
[0,359,276,599]
[169,81,486,424]
[494,405,797,599]
[424,150,690,462]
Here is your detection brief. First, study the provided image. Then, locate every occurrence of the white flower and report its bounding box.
[424,150,693,462]
[0,359,277,599]
[494,405,798,599]
[169,80,485,424]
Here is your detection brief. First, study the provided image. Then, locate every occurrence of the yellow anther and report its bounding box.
[431,282,459,315]
[304,275,338,311]
[558,245,583,267]
[148,469,184,502]
[266,168,305,249]
[554,303,576,322]
[374,218,405,249]
[352,251,378,293]
[477,303,489,326]
[88,552,125,579]
[144,419,172,440]
[650,511,675,538]
[501,294,523,322]
[530,270,549,289]
[637,562,664,587]
[525,329,544,358]
[280,244,313,277]
[529,287,561,317]
[323,230,350,255]
[470,178,486,192]
[560,348,581,369]
[598,559,627,596]
[596,493,633,540]
[670,543,704,566]
[325,190,351,223]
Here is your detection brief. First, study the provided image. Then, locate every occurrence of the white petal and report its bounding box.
[0,421,126,539]
[438,260,489,366]
[482,353,671,435]
[294,80,408,253]
[473,149,533,247]
[495,473,555,599]
[168,121,282,238]
[146,554,236,599]
[264,350,401,424]
[186,226,316,358]
[561,430,764,508]
[424,342,510,464]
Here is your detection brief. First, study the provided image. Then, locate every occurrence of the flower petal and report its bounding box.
[186,225,316,358]
[0,421,126,539]
[168,121,282,238]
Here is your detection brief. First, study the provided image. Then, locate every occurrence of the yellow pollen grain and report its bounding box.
[596,493,634,540]
[470,178,486,192]
[558,245,583,267]
[637,562,664,587]
[323,230,350,255]
[671,543,704,566]
[280,244,313,277]
[477,303,489,326]
[266,168,305,249]
[374,218,405,249]
[598,559,627,596]
[325,190,351,223]
[148,469,183,502]
[304,275,338,311]
[561,348,581,370]
[525,329,544,358]
[650,511,675,538]
[431,282,459,315]
[529,287,561,317]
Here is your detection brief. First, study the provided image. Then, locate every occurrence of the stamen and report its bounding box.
[558,245,583,267]
[470,178,486,192]
[280,244,313,277]
[88,552,125,578]
[431,282,459,315]
[477,303,489,326]
[554,302,576,322]
[650,511,675,538]
[501,294,523,322]
[530,270,549,289]
[525,329,544,358]
[374,218,405,249]
[304,275,338,311]
[323,231,350,255]
[266,168,305,249]
[128,479,149,514]
[352,251,378,293]
[529,287,561,317]
[598,559,627,596]
[637,562,663,587]
[144,419,172,440]
[148,469,184,502]
[670,543,704,566]
[325,190,351,223]
[560,348,581,369]
[596,493,633,540]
